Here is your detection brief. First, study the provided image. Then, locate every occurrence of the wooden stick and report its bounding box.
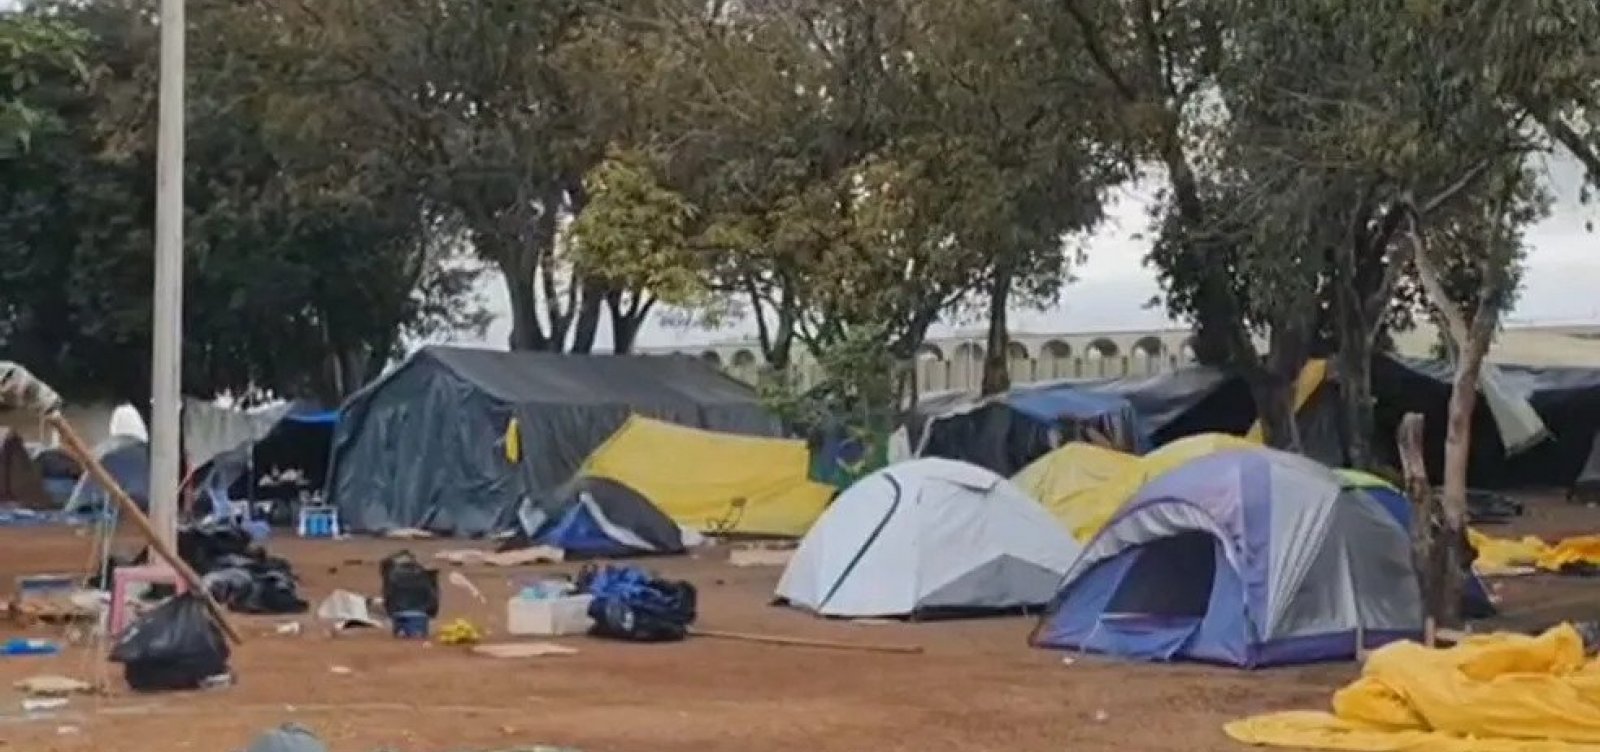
[48,413,243,645]
[689,628,923,654]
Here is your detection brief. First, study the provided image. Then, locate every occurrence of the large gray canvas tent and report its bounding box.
[326,346,784,536]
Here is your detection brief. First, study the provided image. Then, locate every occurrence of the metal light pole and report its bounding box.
[148,0,186,550]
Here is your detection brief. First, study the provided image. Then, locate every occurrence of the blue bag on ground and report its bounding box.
[577,564,696,642]
[109,593,230,691]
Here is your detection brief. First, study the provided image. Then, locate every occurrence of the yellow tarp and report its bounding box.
[1012,443,1140,541]
[580,415,834,538]
[1468,530,1600,575]
[1225,624,1600,752]
[1023,432,1257,542]
[1246,359,1329,442]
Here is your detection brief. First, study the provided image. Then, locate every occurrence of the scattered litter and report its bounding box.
[200,673,235,690]
[57,724,81,735]
[728,546,794,568]
[851,618,894,626]
[438,618,483,646]
[244,723,328,752]
[0,638,59,656]
[315,590,381,630]
[383,528,435,540]
[328,665,354,676]
[1060,657,1077,666]
[448,571,488,603]
[435,547,565,567]
[1093,709,1109,722]
[14,675,92,697]
[275,621,303,636]
[21,697,68,712]
[472,642,578,659]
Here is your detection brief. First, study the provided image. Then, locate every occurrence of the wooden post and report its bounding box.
[49,413,243,644]
[1397,412,1443,646]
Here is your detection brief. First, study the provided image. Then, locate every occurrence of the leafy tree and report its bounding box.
[0,12,86,156]
[0,0,485,405]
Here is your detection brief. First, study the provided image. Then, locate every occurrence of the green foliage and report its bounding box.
[0,0,486,403]
[0,12,87,156]
[569,150,708,311]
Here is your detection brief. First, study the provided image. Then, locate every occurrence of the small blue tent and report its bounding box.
[510,477,686,559]
[66,435,149,513]
[1032,448,1422,668]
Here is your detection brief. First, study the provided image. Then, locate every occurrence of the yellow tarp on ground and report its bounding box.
[1469,530,1600,575]
[1020,432,1258,542]
[581,415,834,538]
[1246,359,1329,442]
[1225,624,1600,752]
[1012,443,1140,541]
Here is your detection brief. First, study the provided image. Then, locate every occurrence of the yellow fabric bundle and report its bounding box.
[1535,536,1600,573]
[1470,528,1552,575]
[1469,530,1600,575]
[1225,624,1600,752]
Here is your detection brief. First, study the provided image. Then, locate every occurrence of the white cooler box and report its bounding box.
[507,594,594,637]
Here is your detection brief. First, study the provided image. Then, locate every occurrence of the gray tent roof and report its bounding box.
[410,346,764,409]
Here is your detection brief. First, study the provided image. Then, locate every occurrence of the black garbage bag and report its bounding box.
[579,564,697,642]
[109,594,230,691]
[379,550,439,617]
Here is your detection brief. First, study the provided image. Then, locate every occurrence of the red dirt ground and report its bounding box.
[0,492,1596,752]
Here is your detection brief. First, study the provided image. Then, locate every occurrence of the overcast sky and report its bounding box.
[461,154,1599,351]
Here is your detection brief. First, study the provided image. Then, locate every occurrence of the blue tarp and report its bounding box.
[284,410,338,426]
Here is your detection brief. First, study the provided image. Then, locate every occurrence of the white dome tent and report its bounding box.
[776,458,1081,618]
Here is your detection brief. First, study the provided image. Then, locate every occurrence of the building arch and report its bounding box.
[731,349,759,368]
[1086,338,1120,358]
[1178,336,1198,363]
[1040,340,1072,359]
[953,342,985,362]
[699,350,723,366]
[1006,341,1030,360]
[1132,336,1165,358]
[917,343,946,361]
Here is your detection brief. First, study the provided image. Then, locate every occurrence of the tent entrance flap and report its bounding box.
[1104,532,1217,617]
[1087,533,1219,661]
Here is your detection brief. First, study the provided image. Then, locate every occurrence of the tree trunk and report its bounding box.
[1248,370,1299,451]
[496,244,547,351]
[1396,412,1459,634]
[1336,344,1376,470]
[569,286,604,354]
[980,260,1014,396]
[607,292,655,354]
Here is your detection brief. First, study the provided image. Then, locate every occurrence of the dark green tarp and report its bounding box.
[327,346,783,536]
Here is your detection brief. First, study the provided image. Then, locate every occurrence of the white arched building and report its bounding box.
[644,321,1600,394]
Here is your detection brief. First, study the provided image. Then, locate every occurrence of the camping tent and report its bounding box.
[513,477,688,558]
[1335,469,1495,618]
[195,407,337,523]
[1038,433,1257,542]
[328,346,784,536]
[573,415,833,537]
[1012,442,1140,541]
[29,446,81,506]
[0,429,50,509]
[914,383,1146,477]
[776,458,1080,618]
[1033,447,1421,667]
[66,434,150,513]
